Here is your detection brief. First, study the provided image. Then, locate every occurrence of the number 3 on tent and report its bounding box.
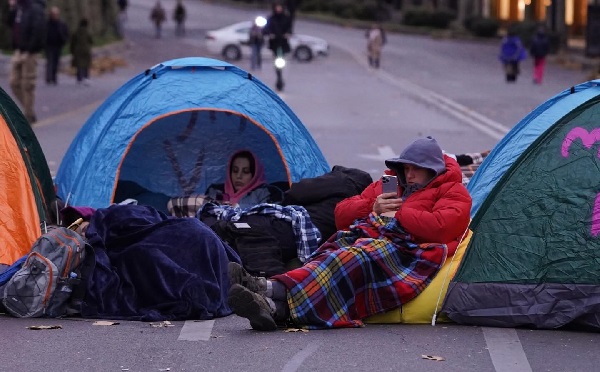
[561,127,600,237]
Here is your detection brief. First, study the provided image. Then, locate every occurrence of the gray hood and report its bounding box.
[385,136,446,196]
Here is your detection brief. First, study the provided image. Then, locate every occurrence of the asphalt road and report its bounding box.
[0,1,598,371]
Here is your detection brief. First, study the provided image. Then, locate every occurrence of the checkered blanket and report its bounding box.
[461,151,488,186]
[273,212,447,329]
[167,194,207,217]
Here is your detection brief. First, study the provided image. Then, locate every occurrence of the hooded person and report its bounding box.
[204,149,281,209]
[226,136,472,331]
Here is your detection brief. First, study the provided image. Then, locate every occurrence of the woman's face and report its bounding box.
[231,156,253,192]
[403,164,434,186]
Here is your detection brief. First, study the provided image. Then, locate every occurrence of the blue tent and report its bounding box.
[55,57,330,209]
[468,80,600,217]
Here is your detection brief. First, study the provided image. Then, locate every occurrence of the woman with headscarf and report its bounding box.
[205,150,280,209]
[226,136,472,331]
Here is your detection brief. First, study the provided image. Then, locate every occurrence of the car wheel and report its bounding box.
[222,45,241,61]
[294,46,313,62]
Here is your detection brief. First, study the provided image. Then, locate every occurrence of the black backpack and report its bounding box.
[210,219,290,277]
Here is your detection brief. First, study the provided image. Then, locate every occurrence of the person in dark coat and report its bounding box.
[173,0,186,37]
[263,2,292,58]
[45,6,69,85]
[70,18,93,85]
[150,1,166,39]
[248,21,264,70]
[530,26,550,84]
[6,0,46,124]
[285,0,301,33]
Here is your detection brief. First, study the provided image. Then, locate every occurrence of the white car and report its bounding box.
[205,20,329,62]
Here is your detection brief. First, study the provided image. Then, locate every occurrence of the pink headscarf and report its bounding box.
[223,149,266,204]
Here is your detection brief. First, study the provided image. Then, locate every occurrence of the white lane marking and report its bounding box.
[359,145,397,162]
[177,319,215,341]
[281,341,322,372]
[482,327,533,372]
[333,42,510,140]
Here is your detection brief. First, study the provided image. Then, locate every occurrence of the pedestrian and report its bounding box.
[263,2,292,91]
[366,23,386,69]
[173,0,186,37]
[285,0,301,33]
[498,27,527,83]
[6,0,46,124]
[248,20,264,70]
[116,0,128,37]
[45,6,69,86]
[150,1,166,39]
[227,136,472,331]
[70,19,93,86]
[117,0,128,20]
[530,26,550,84]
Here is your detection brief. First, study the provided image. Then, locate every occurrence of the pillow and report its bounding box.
[365,229,472,324]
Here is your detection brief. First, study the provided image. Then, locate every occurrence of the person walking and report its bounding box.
[285,0,301,33]
[498,28,527,83]
[248,20,264,70]
[45,6,69,85]
[6,0,46,124]
[263,2,292,91]
[366,23,386,69]
[150,1,166,39]
[116,0,128,37]
[173,0,186,37]
[530,26,550,84]
[70,19,93,86]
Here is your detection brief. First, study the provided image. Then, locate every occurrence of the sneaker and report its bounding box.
[228,262,267,295]
[228,284,277,331]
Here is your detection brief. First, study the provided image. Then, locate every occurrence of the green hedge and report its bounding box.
[402,9,456,29]
[464,16,499,38]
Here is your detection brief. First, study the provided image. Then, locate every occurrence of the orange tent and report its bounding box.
[0,86,55,266]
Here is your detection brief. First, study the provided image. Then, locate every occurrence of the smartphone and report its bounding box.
[381,175,399,197]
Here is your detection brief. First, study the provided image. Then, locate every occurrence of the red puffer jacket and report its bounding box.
[334,155,471,256]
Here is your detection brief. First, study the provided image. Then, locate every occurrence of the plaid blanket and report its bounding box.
[167,194,206,217]
[273,212,447,329]
[460,151,489,186]
[198,203,321,262]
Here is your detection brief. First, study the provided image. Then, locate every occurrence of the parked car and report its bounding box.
[205,20,329,62]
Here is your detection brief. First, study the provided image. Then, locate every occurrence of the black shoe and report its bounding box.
[228,284,277,331]
[228,262,267,295]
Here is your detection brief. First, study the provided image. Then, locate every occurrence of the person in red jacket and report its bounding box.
[227,136,472,331]
[334,136,471,257]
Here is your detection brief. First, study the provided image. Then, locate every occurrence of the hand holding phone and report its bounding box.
[381,175,399,197]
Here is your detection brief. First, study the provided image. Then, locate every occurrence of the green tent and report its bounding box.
[442,80,600,330]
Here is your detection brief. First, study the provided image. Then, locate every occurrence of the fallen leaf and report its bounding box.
[26,325,62,330]
[93,321,120,326]
[150,321,174,328]
[284,328,308,333]
[421,355,445,361]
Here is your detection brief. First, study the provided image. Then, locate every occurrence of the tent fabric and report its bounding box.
[55,57,330,209]
[0,86,54,266]
[468,80,600,217]
[443,80,600,330]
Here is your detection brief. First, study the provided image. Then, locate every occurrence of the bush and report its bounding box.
[464,16,499,38]
[403,9,456,29]
[507,20,538,46]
